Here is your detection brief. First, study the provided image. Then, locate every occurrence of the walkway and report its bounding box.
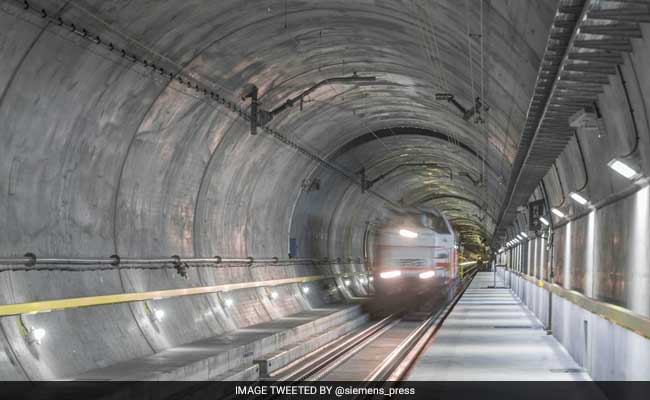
[408,272,591,381]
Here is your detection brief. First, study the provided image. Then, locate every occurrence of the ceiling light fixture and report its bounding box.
[570,192,589,205]
[607,158,640,179]
[551,208,566,218]
[539,216,550,226]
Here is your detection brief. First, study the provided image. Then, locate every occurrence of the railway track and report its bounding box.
[268,269,477,384]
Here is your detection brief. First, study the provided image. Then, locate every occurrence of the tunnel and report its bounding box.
[1,0,650,398]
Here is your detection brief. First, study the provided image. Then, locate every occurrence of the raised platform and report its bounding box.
[407,272,591,381]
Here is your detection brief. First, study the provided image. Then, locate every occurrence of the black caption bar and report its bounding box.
[1,381,648,400]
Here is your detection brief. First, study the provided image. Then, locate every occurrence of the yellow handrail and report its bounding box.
[0,272,362,317]
[512,271,650,340]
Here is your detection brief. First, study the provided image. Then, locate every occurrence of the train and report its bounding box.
[369,211,459,314]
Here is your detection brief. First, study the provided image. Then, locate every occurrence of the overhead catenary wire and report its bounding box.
[479,0,485,106]
[11,0,403,210]
[422,1,465,151]
[65,0,239,97]
[409,0,463,152]
[420,0,451,92]
[313,82,392,152]
[465,0,475,106]
[415,2,447,93]
[480,0,486,184]
[282,27,393,159]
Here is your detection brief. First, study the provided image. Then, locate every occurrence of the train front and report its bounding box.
[371,212,458,314]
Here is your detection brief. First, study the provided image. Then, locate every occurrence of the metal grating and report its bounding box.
[493,0,650,245]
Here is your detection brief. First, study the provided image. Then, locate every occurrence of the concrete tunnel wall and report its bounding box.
[0,0,559,380]
[502,23,650,319]
[496,25,650,379]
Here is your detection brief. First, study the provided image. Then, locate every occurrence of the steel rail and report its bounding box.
[385,270,477,381]
[364,270,477,382]
[274,271,478,387]
[274,314,399,382]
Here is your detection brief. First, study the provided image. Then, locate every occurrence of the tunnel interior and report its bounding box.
[0,0,650,383]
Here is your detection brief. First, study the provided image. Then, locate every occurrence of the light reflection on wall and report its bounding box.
[585,211,596,298]
[564,222,572,289]
[532,239,538,278]
[527,240,532,276]
[629,186,650,316]
[539,238,546,279]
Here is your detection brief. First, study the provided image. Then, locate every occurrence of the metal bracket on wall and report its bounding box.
[269,73,376,118]
[435,93,487,122]
[360,163,453,192]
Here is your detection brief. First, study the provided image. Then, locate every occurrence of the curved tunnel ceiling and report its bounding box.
[3,0,557,254]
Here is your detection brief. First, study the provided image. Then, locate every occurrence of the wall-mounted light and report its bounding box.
[369,276,374,282]
[224,298,234,307]
[570,192,589,205]
[152,309,165,322]
[27,327,46,345]
[144,303,165,323]
[344,279,351,286]
[551,208,566,218]
[539,216,550,226]
[270,291,279,300]
[607,158,640,180]
[301,286,310,294]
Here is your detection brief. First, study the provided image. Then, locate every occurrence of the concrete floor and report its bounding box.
[68,305,361,381]
[408,272,591,381]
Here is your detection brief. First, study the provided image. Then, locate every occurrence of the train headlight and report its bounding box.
[398,229,418,238]
[419,271,435,279]
[379,270,401,279]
